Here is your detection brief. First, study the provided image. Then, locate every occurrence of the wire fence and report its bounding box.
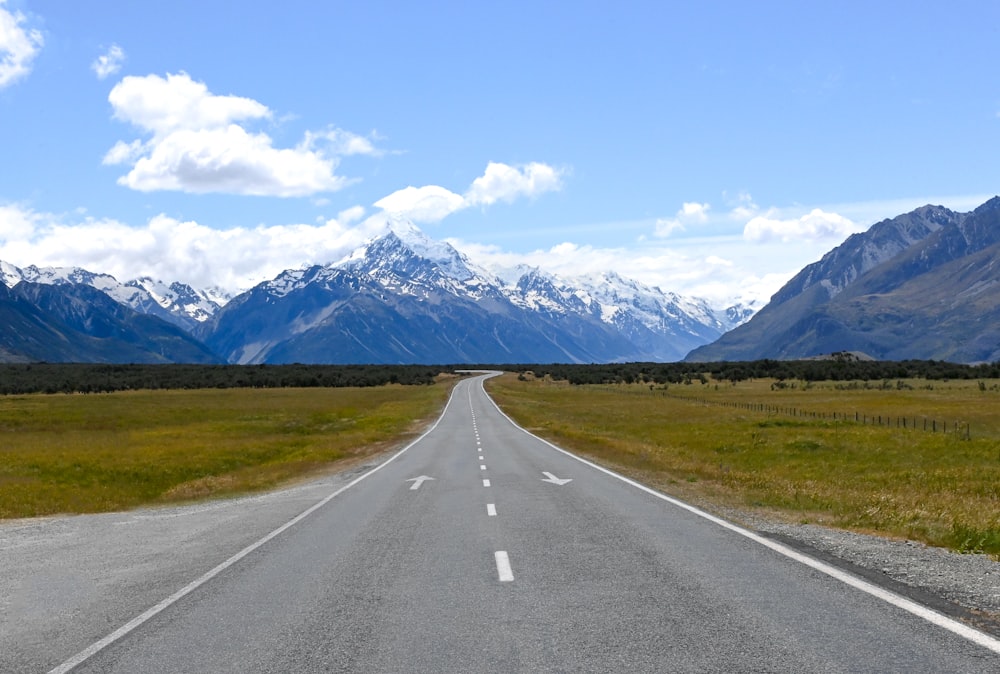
[596,386,973,440]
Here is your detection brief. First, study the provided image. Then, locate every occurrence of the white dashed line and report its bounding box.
[487,503,497,517]
[483,479,491,487]
[495,551,514,582]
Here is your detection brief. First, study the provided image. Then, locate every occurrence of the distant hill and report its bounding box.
[687,196,1000,363]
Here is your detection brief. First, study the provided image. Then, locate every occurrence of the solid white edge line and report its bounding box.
[48,378,469,674]
[495,550,514,581]
[477,374,1000,656]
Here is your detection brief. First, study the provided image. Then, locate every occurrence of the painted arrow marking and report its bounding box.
[541,471,572,486]
[406,475,435,490]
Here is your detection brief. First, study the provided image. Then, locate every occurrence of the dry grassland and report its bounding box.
[0,384,449,518]
[486,373,1000,556]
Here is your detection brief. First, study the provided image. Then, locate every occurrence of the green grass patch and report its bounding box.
[0,384,450,518]
[487,375,1000,556]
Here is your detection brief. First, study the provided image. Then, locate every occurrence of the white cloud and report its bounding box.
[724,191,759,220]
[0,0,43,88]
[680,201,710,222]
[0,202,42,240]
[105,72,366,196]
[464,161,563,206]
[373,161,565,223]
[743,208,860,243]
[0,203,387,292]
[115,124,348,196]
[374,185,466,223]
[301,128,384,157]
[109,72,269,135]
[654,201,711,238]
[91,44,124,80]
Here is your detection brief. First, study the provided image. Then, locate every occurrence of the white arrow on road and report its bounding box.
[406,476,435,490]
[540,472,572,486]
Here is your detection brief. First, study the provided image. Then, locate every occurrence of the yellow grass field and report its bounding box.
[0,384,450,518]
[486,374,1000,556]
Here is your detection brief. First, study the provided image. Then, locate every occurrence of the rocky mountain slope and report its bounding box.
[687,197,1000,363]
[0,281,220,364]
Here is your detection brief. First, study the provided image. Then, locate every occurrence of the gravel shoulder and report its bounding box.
[716,505,1000,637]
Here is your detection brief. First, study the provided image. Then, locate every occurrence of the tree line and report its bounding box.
[0,363,445,394]
[4,357,999,395]
[500,357,1000,386]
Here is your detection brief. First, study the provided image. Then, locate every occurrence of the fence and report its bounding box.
[596,385,972,440]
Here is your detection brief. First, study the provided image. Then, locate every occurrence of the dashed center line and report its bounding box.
[480,464,487,470]
[482,479,491,487]
[487,503,497,517]
[495,551,514,582]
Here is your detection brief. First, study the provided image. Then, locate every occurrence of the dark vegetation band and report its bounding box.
[0,363,445,394]
[502,357,1000,385]
[3,356,999,394]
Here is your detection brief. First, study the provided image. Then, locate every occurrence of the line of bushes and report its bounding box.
[506,357,1000,386]
[0,363,446,394]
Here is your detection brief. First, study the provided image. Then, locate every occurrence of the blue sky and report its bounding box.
[1,1,997,304]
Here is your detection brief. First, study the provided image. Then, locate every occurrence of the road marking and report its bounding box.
[480,464,487,470]
[540,471,572,486]
[495,551,514,582]
[48,376,470,674]
[479,375,1000,657]
[406,475,435,490]
[487,503,497,517]
[483,479,491,487]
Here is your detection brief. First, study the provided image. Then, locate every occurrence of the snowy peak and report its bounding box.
[338,224,499,301]
[0,262,225,329]
[126,277,228,324]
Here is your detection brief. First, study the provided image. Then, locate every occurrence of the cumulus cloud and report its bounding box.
[104,72,371,196]
[301,128,384,157]
[374,185,466,223]
[465,161,563,206]
[374,161,565,223]
[743,208,859,243]
[0,0,43,88]
[91,44,124,79]
[654,201,711,238]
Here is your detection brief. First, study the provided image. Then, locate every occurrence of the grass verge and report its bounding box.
[0,383,451,518]
[486,374,1000,556]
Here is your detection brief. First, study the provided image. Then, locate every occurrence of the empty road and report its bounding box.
[9,373,1000,672]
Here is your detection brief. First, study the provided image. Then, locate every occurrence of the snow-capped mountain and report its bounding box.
[0,220,754,364]
[201,222,735,364]
[1,263,228,331]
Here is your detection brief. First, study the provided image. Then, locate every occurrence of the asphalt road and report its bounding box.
[8,373,1000,672]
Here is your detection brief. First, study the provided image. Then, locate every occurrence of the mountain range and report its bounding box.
[0,222,748,364]
[687,196,1000,363]
[4,196,998,366]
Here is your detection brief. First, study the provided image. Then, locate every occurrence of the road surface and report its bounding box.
[6,373,999,672]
